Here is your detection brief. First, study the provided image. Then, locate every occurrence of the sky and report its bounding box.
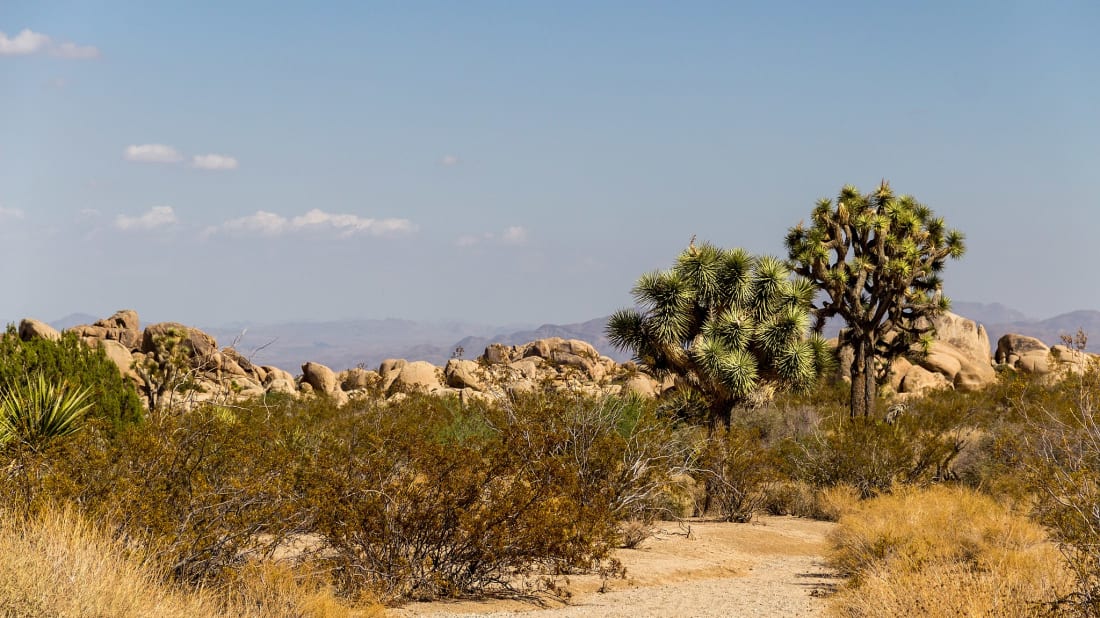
[2,1,1099,328]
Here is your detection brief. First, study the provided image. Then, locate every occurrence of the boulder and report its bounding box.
[221,348,257,378]
[141,322,218,361]
[444,359,485,390]
[932,312,991,366]
[378,358,408,391]
[339,367,381,391]
[898,364,951,395]
[301,361,339,396]
[995,334,1050,366]
[389,361,444,394]
[18,318,61,342]
[508,358,544,380]
[522,337,600,363]
[90,338,137,380]
[265,377,299,397]
[1050,345,1093,376]
[888,357,914,393]
[483,343,515,364]
[94,309,141,348]
[261,366,296,386]
[67,325,110,340]
[916,341,996,391]
[621,373,660,398]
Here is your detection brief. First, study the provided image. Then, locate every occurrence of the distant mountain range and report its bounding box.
[8,300,1100,375]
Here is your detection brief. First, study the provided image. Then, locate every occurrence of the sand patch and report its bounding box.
[392,516,841,618]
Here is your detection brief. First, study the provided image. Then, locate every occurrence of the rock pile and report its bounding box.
[14,308,1100,410]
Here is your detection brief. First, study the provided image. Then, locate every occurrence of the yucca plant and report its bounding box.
[607,241,834,428]
[0,373,93,451]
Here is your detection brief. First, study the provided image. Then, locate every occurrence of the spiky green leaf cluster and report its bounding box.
[0,372,92,451]
[608,242,834,424]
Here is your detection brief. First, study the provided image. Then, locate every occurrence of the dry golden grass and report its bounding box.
[0,506,384,618]
[826,485,1071,618]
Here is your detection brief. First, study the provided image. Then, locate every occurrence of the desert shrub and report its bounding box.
[1019,359,1100,616]
[305,392,687,601]
[695,424,777,522]
[779,411,963,498]
[826,485,1069,617]
[0,402,309,587]
[0,388,692,605]
[0,327,142,430]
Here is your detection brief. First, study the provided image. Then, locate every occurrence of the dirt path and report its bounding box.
[392,516,841,618]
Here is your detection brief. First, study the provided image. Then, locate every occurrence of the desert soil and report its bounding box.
[392,516,841,618]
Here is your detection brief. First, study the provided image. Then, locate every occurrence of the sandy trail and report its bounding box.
[392,516,841,618]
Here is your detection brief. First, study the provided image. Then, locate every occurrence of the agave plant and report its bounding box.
[0,373,93,451]
[608,241,834,428]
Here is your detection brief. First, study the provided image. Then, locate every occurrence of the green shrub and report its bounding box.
[696,424,777,522]
[0,327,142,430]
[304,392,689,601]
[779,413,962,498]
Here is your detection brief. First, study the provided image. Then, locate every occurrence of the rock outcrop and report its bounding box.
[995,333,1096,378]
[18,318,61,342]
[844,311,998,397]
[27,306,1098,413]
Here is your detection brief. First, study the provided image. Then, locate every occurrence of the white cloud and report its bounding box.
[208,211,288,237]
[0,29,50,55]
[124,144,182,164]
[192,154,239,171]
[0,29,99,58]
[458,226,529,248]
[115,206,177,231]
[440,154,461,167]
[0,207,25,221]
[205,209,416,239]
[51,41,100,59]
[501,226,528,245]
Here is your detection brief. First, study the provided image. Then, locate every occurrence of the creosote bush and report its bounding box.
[0,389,691,605]
[306,392,691,600]
[1018,352,1100,617]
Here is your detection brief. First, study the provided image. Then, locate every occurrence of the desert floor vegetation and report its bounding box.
[6,326,1100,616]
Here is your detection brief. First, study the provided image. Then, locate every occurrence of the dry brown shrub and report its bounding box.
[826,485,1070,617]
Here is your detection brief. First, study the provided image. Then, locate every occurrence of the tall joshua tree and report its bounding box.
[607,241,833,428]
[786,181,965,419]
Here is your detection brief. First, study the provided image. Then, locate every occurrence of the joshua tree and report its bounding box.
[607,241,833,428]
[786,181,965,419]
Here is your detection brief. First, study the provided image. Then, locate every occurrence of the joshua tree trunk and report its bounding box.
[709,397,734,431]
[850,338,876,420]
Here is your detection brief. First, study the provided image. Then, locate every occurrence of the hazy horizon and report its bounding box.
[4,3,1098,326]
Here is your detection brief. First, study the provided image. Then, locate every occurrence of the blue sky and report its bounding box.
[2,1,1098,327]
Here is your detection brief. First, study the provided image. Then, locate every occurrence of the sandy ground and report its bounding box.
[391,516,841,618]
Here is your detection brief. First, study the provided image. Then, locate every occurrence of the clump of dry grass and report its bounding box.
[0,506,380,618]
[0,505,216,617]
[826,485,1070,617]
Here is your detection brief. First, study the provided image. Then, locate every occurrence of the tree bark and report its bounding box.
[709,397,733,432]
[849,338,876,420]
[863,343,876,419]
